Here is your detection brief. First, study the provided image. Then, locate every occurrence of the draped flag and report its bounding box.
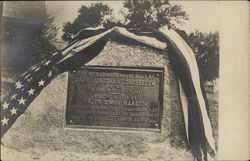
[0,49,63,138]
[1,26,216,160]
[159,28,216,160]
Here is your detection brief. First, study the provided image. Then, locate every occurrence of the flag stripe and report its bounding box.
[179,80,189,142]
[165,29,215,151]
[58,27,167,64]
[159,28,216,158]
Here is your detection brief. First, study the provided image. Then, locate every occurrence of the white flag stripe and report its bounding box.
[72,29,111,52]
[73,30,109,49]
[168,30,216,153]
[58,27,167,64]
[58,29,114,63]
[60,38,83,57]
[161,29,216,155]
[115,27,167,50]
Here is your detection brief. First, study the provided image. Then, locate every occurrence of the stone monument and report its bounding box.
[2,37,193,160]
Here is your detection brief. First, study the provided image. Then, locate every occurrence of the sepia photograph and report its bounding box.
[0,1,249,161]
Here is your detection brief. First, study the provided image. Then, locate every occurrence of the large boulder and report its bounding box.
[2,41,192,161]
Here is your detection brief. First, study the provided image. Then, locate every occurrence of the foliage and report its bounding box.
[104,0,188,29]
[103,17,126,29]
[62,1,188,38]
[3,15,58,63]
[189,31,219,82]
[60,1,218,81]
[31,15,59,62]
[62,3,113,42]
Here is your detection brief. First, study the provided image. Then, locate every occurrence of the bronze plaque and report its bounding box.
[65,66,164,131]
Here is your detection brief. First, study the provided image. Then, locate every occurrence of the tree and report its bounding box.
[113,0,188,29]
[60,1,218,82]
[3,15,58,63]
[62,1,188,40]
[189,31,219,82]
[62,3,113,42]
[31,15,59,62]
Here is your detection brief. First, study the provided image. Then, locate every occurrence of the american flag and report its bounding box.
[1,51,63,138]
[0,27,216,160]
[0,27,108,138]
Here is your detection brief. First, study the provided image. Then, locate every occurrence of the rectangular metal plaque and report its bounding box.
[65,66,164,131]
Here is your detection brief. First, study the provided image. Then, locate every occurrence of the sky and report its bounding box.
[46,1,220,41]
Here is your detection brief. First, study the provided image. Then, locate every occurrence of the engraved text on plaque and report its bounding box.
[66,66,164,131]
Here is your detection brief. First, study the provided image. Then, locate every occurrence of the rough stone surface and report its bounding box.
[2,41,193,161]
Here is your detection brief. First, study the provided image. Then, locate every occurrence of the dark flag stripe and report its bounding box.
[158,29,216,160]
